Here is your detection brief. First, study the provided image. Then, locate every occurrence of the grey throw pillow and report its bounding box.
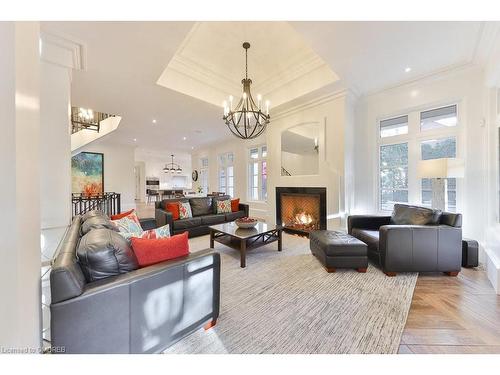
[189,197,213,216]
[77,228,139,282]
[390,204,441,226]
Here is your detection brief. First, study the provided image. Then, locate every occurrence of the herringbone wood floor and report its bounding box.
[399,268,500,354]
[136,202,500,354]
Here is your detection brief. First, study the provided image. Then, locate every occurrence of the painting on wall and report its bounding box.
[71,152,104,196]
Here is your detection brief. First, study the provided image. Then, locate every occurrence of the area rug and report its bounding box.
[165,233,417,354]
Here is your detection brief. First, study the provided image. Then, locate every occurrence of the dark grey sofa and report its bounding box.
[347,204,462,276]
[50,214,220,353]
[155,195,249,238]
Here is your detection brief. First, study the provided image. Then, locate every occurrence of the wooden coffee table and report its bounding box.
[209,222,283,268]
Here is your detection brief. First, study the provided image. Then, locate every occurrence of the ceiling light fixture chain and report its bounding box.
[222,42,270,140]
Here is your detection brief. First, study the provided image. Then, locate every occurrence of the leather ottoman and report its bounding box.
[310,230,368,273]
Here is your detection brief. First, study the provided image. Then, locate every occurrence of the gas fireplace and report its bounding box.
[276,187,327,236]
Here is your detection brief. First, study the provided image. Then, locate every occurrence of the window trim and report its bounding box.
[247,144,267,202]
[376,101,462,213]
[218,152,234,196]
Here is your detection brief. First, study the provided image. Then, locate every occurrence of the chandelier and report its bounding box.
[71,107,116,133]
[163,154,182,174]
[222,42,270,139]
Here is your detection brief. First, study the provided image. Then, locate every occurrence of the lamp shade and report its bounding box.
[417,158,465,178]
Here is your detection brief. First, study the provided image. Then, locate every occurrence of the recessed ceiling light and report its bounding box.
[183,136,187,141]
[191,146,194,150]
[152,119,157,124]
[405,67,411,73]
[133,138,137,142]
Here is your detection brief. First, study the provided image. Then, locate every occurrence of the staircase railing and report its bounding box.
[72,192,121,218]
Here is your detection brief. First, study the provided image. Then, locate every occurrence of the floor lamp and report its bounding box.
[417,158,464,211]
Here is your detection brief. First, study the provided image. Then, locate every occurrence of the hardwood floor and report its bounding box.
[135,202,500,354]
[399,268,500,354]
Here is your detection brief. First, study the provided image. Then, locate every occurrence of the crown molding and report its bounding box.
[40,32,86,72]
[166,54,241,95]
[271,89,349,121]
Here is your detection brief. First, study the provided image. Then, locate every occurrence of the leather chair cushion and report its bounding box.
[77,228,139,282]
[81,210,107,222]
[190,197,213,216]
[350,228,380,252]
[173,217,202,230]
[225,211,246,221]
[81,215,118,236]
[201,214,226,225]
[390,204,441,225]
[309,230,367,257]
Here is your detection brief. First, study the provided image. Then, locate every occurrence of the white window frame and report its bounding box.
[199,157,209,194]
[247,145,267,202]
[218,152,234,196]
[376,101,462,213]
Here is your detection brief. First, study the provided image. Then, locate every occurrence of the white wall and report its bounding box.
[76,138,136,211]
[485,87,500,292]
[40,61,72,230]
[281,151,319,176]
[353,66,488,258]
[0,22,42,351]
[192,91,349,227]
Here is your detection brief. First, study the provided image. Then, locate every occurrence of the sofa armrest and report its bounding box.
[155,208,173,234]
[239,203,250,217]
[347,215,391,234]
[378,225,462,273]
[51,249,221,353]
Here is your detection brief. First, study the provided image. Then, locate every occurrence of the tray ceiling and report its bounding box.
[157,22,339,108]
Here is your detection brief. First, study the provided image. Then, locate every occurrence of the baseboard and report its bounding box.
[484,246,500,294]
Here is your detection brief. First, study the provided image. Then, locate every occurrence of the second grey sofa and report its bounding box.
[348,204,462,276]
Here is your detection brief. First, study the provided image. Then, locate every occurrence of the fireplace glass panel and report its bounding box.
[280,193,321,233]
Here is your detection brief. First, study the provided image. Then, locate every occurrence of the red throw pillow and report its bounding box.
[231,198,240,212]
[165,202,180,220]
[131,232,189,267]
[110,209,135,220]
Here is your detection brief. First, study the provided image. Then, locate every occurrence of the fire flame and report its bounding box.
[295,211,313,225]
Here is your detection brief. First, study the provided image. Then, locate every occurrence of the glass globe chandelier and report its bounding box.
[222,42,270,139]
[163,154,182,174]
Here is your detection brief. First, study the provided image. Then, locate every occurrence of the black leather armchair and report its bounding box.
[348,205,462,276]
[50,216,220,353]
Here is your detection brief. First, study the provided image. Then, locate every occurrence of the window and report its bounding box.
[421,137,457,212]
[378,103,460,212]
[379,143,409,211]
[218,152,234,196]
[248,145,267,201]
[200,157,209,194]
[227,165,234,197]
[420,105,457,131]
[380,115,408,138]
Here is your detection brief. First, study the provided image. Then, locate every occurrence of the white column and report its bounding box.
[39,60,72,231]
[0,22,41,352]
